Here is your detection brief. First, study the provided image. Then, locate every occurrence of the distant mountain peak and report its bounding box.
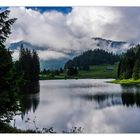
[11,40,31,45]
[91,37,135,53]
[91,37,126,43]
[9,40,48,51]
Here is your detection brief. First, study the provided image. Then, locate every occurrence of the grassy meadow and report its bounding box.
[39,63,118,80]
[110,79,140,85]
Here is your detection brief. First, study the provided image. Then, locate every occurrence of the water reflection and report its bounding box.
[12,79,140,133]
[121,84,140,94]
[79,84,140,108]
[19,81,40,119]
[79,94,122,109]
[121,85,140,107]
[20,93,40,119]
[21,81,40,94]
[121,93,140,107]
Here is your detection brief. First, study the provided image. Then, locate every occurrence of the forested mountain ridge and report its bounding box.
[65,49,120,70]
[8,37,134,70]
[8,40,47,50]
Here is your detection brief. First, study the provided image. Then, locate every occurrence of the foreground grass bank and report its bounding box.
[0,123,55,133]
[0,123,41,133]
[0,123,82,133]
[40,63,118,80]
[0,123,25,133]
[110,79,140,85]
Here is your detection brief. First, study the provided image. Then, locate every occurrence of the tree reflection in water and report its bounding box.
[19,84,140,119]
[79,84,140,108]
[19,81,40,119]
[20,93,40,119]
[121,84,140,107]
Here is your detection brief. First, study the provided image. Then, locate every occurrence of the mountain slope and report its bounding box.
[8,41,74,70]
[65,49,120,70]
[92,37,135,54]
[8,38,135,70]
[8,40,47,50]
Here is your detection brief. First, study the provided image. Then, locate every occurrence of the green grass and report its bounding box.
[39,63,118,80]
[79,63,118,79]
[110,78,140,85]
[39,73,65,80]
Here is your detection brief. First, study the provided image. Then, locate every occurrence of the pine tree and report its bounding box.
[67,67,78,76]
[59,68,63,73]
[132,59,140,80]
[32,50,40,81]
[17,46,40,93]
[0,9,20,123]
[0,10,17,44]
[117,60,122,79]
[118,44,140,80]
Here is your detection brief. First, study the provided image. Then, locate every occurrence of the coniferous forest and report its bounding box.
[0,10,40,131]
[65,49,120,70]
[15,45,40,93]
[118,45,140,80]
[0,10,20,125]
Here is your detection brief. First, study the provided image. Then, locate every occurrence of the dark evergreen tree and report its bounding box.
[17,46,40,93]
[118,44,140,80]
[117,59,122,79]
[59,68,63,73]
[42,69,47,74]
[82,64,90,71]
[54,70,60,76]
[136,44,140,59]
[132,59,140,80]
[67,67,79,76]
[46,69,51,75]
[32,50,40,81]
[0,10,17,44]
[0,10,21,123]
[65,49,119,70]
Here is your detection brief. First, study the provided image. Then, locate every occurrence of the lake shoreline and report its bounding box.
[110,79,140,85]
[39,76,116,80]
[40,78,140,86]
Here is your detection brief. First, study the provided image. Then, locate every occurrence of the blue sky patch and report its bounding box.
[26,7,72,14]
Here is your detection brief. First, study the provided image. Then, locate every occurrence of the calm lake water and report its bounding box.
[11,79,140,133]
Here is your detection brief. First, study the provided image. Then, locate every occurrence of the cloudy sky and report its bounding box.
[3,7,140,60]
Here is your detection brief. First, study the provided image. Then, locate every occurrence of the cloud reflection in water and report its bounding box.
[12,79,140,133]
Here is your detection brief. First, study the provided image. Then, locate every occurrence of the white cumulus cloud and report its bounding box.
[6,7,140,60]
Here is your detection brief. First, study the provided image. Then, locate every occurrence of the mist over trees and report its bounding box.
[118,44,140,79]
[65,49,120,70]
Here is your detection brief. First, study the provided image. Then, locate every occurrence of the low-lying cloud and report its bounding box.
[38,50,70,60]
[7,7,140,60]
